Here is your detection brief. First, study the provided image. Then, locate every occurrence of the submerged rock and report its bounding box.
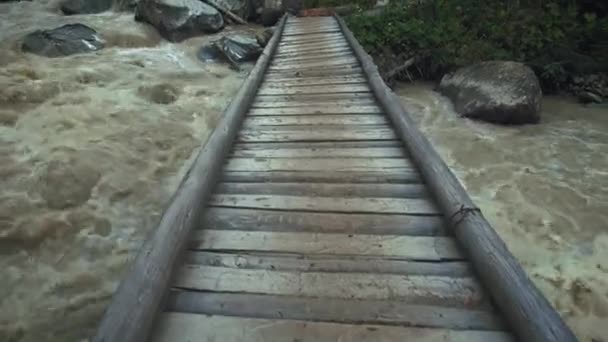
[60,0,113,15]
[439,61,542,125]
[198,34,262,65]
[38,159,101,210]
[135,0,224,42]
[22,24,104,58]
[256,27,274,47]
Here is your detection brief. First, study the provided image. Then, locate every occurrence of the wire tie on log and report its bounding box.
[449,204,481,226]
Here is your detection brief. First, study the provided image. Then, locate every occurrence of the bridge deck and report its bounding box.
[93,15,578,342]
[151,16,512,341]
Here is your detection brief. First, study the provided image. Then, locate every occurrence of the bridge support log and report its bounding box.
[92,15,288,342]
[334,15,578,342]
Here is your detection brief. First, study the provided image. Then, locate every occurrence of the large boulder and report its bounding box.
[60,0,113,14]
[198,34,262,65]
[135,0,224,42]
[439,61,542,125]
[22,24,104,58]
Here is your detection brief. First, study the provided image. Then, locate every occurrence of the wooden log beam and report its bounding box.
[91,15,288,342]
[335,14,578,342]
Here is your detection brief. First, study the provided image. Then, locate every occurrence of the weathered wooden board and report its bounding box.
[231,146,403,158]
[209,194,438,214]
[271,58,360,70]
[214,182,425,198]
[255,91,371,101]
[252,93,374,105]
[243,114,388,126]
[166,291,505,330]
[282,28,342,36]
[274,47,353,59]
[224,158,413,172]
[276,43,351,54]
[190,231,458,259]
[152,314,513,342]
[174,266,483,306]
[271,51,355,63]
[233,140,402,150]
[261,76,366,88]
[222,170,421,184]
[237,127,396,142]
[184,251,469,275]
[278,37,347,47]
[265,67,363,78]
[200,207,445,235]
[248,105,382,115]
[280,32,345,42]
[257,84,370,95]
[251,99,377,108]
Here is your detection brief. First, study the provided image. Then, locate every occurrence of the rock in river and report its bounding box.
[135,0,224,42]
[198,34,262,65]
[439,61,542,125]
[60,0,113,15]
[22,24,104,57]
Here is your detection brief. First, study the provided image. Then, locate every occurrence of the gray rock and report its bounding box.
[135,0,224,42]
[439,61,542,125]
[223,0,250,19]
[22,24,104,58]
[199,33,262,65]
[578,91,603,104]
[60,0,113,15]
[256,27,274,47]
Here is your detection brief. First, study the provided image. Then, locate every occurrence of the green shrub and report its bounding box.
[346,0,608,90]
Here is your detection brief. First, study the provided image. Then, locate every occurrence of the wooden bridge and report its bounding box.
[93,16,578,342]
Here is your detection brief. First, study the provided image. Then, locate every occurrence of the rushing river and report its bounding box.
[397,82,608,342]
[0,1,607,341]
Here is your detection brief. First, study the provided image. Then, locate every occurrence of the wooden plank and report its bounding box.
[271,52,356,64]
[184,251,468,275]
[222,170,421,183]
[190,231,458,259]
[270,57,359,70]
[283,28,341,35]
[248,105,381,115]
[256,84,370,95]
[278,36,346,46]
[276,43,351,54]
[200,207,445,235]
[90,15,289,342]
[224,158,413,172]
[243,114,388,126]
[214,182,426,198]
[337,15,578,342]
[280,32,344,42]
[231,145,404,158]
[237,126,397,142]
[209,194,438,214]
[152,314,513,342]
[166,291,505,330]
[173,266,483,306]
[262,73,363,85]
[265,67,363,78]
[233,140,402,150]
[274,47,353,59]
[253,93,374,104]
[251,99,377,108]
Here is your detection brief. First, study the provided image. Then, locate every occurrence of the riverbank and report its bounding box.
[397,82,608,342]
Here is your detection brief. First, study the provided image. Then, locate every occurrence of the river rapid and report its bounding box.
[0,1,607,341]
[397,82,608,342]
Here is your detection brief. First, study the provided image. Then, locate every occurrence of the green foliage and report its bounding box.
[346,0,608,90]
